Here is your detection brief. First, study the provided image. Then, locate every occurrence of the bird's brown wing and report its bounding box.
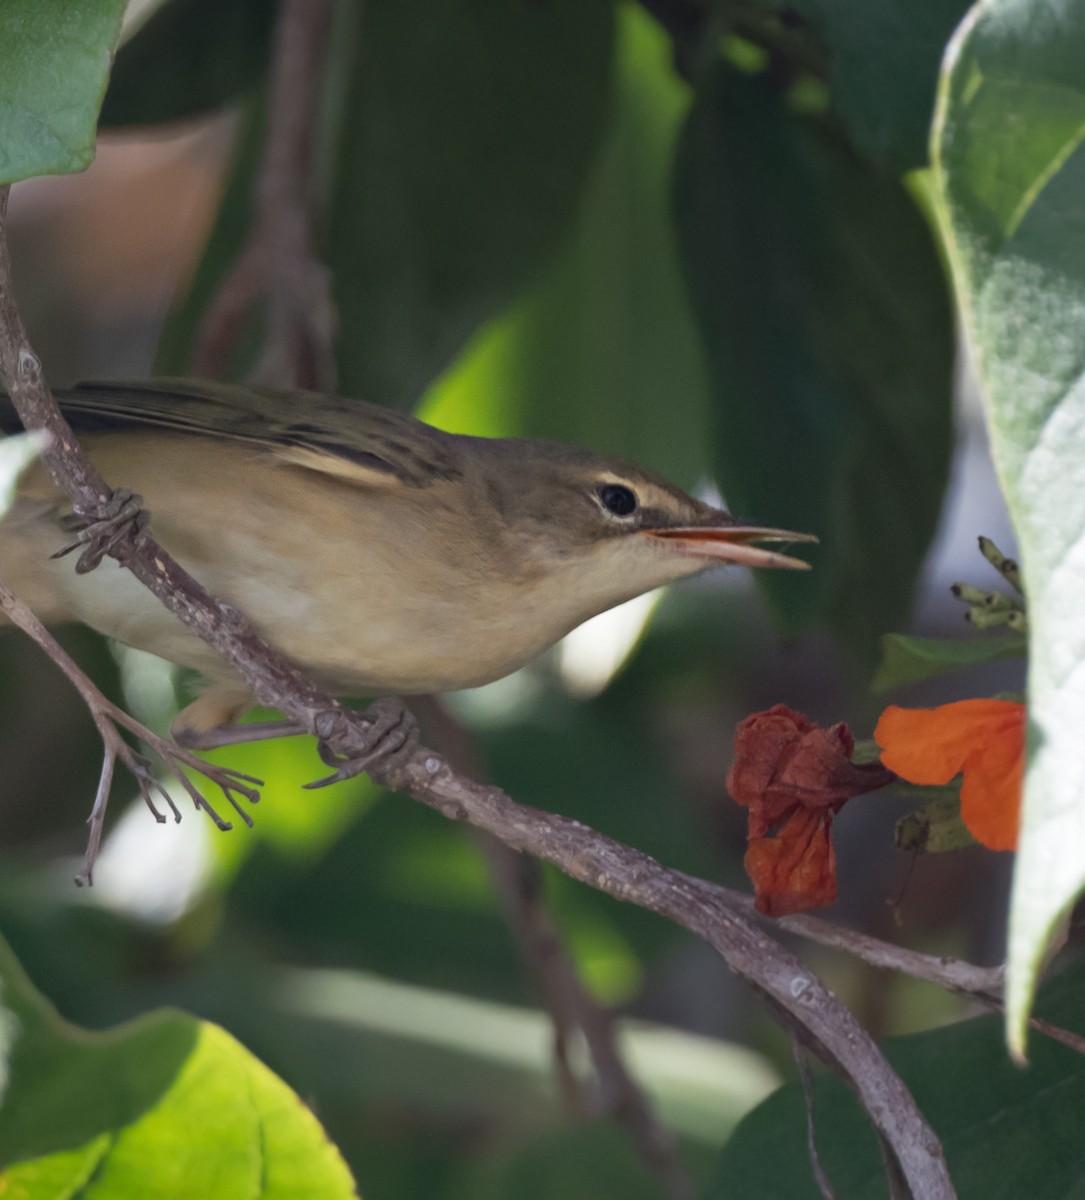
[0,378,463,490]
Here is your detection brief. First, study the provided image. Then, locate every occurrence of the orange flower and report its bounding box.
[728,705,894,916]
[874,700,1025,852]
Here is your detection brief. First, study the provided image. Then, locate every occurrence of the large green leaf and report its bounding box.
[327,0,616,409]
[0,937,356,1198]
[931,0,1085,1053]
[0,0,126,183]
[780,0,972,168]
[422,2,712,487]
[707,955,1085,1198]
[674,65,954,663]
[101,0,277,127]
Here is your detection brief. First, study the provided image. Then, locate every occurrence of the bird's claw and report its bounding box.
[305,697,419,788]
[53,489,149,573]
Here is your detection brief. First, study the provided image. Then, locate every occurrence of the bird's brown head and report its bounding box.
[459,435,816,619]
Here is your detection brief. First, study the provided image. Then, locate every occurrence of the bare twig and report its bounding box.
[792,1032,837,1200]
[490,844,693,1197]
[0,185,953,1196]
[734,898,1082,1054]
[191,0,337,389]
[420,698,693,1199]
[0,576,260,882]
[746,899,1006,996]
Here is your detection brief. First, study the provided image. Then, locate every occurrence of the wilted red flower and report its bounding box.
[874,700,1025,852]
[728,705,894,917]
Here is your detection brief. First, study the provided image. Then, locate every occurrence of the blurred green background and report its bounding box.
[0,0,1035,1195]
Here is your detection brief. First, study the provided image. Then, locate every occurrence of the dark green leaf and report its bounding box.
[101,0,277,127]
[931,0,1085,1050]
[707,956,1085,1198]
[327,0,616,409]
[778,0,971,168]
[0,936,356,1197]
[0,0,126,183]
[451,1121,676,1200]
[872,632,1027,692]
[674,65,954,665]
[422,3,712,488]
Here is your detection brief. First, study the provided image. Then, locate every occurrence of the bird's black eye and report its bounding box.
[598,483,638,517]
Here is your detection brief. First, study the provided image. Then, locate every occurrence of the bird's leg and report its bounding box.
[305,696,419,787]
[174,719,309,750]
[52,488,149,573]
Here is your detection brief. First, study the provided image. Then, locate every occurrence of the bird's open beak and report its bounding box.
[641,523,818,570]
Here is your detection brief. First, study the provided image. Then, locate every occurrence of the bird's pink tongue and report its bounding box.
[644,525,817,570]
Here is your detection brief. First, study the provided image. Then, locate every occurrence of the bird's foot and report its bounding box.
[305,697,419,788]
[52,488,149,573]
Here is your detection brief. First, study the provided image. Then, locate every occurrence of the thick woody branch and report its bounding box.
[380,751,954,1197]
[0,183,951,1197]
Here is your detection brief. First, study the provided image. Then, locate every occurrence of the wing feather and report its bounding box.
[0,379,462,490]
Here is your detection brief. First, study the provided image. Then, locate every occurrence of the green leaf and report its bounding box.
[873,631,1027,692]
[780,0,972,168]
[931,0,1085,1055]
[101,0,277,127]
[0,0,127,183]
[707,956,1085,1198]
[895,788,977,854]
[0,936,356,1198]
[674,65,954,664]
[327,0,616,409]
[421,2,712,487]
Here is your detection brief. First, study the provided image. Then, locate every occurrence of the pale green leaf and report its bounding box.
[931,0,1085,1054]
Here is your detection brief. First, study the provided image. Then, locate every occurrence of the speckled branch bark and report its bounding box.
[386,754,953,1198]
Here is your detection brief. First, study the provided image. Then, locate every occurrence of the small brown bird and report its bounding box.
[0,380,814,746]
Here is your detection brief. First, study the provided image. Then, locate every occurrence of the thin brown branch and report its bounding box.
[419,698,693,1199]
[489,843,693,1196]
[0,184,951,1197]
[791,1032,837,1200]
[0,575,260,882]
[740,897,1006,996]
[191,0,337,389]
[733,895,1083,1055]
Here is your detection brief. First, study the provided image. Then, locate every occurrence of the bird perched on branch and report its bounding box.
[0,379,814,760]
